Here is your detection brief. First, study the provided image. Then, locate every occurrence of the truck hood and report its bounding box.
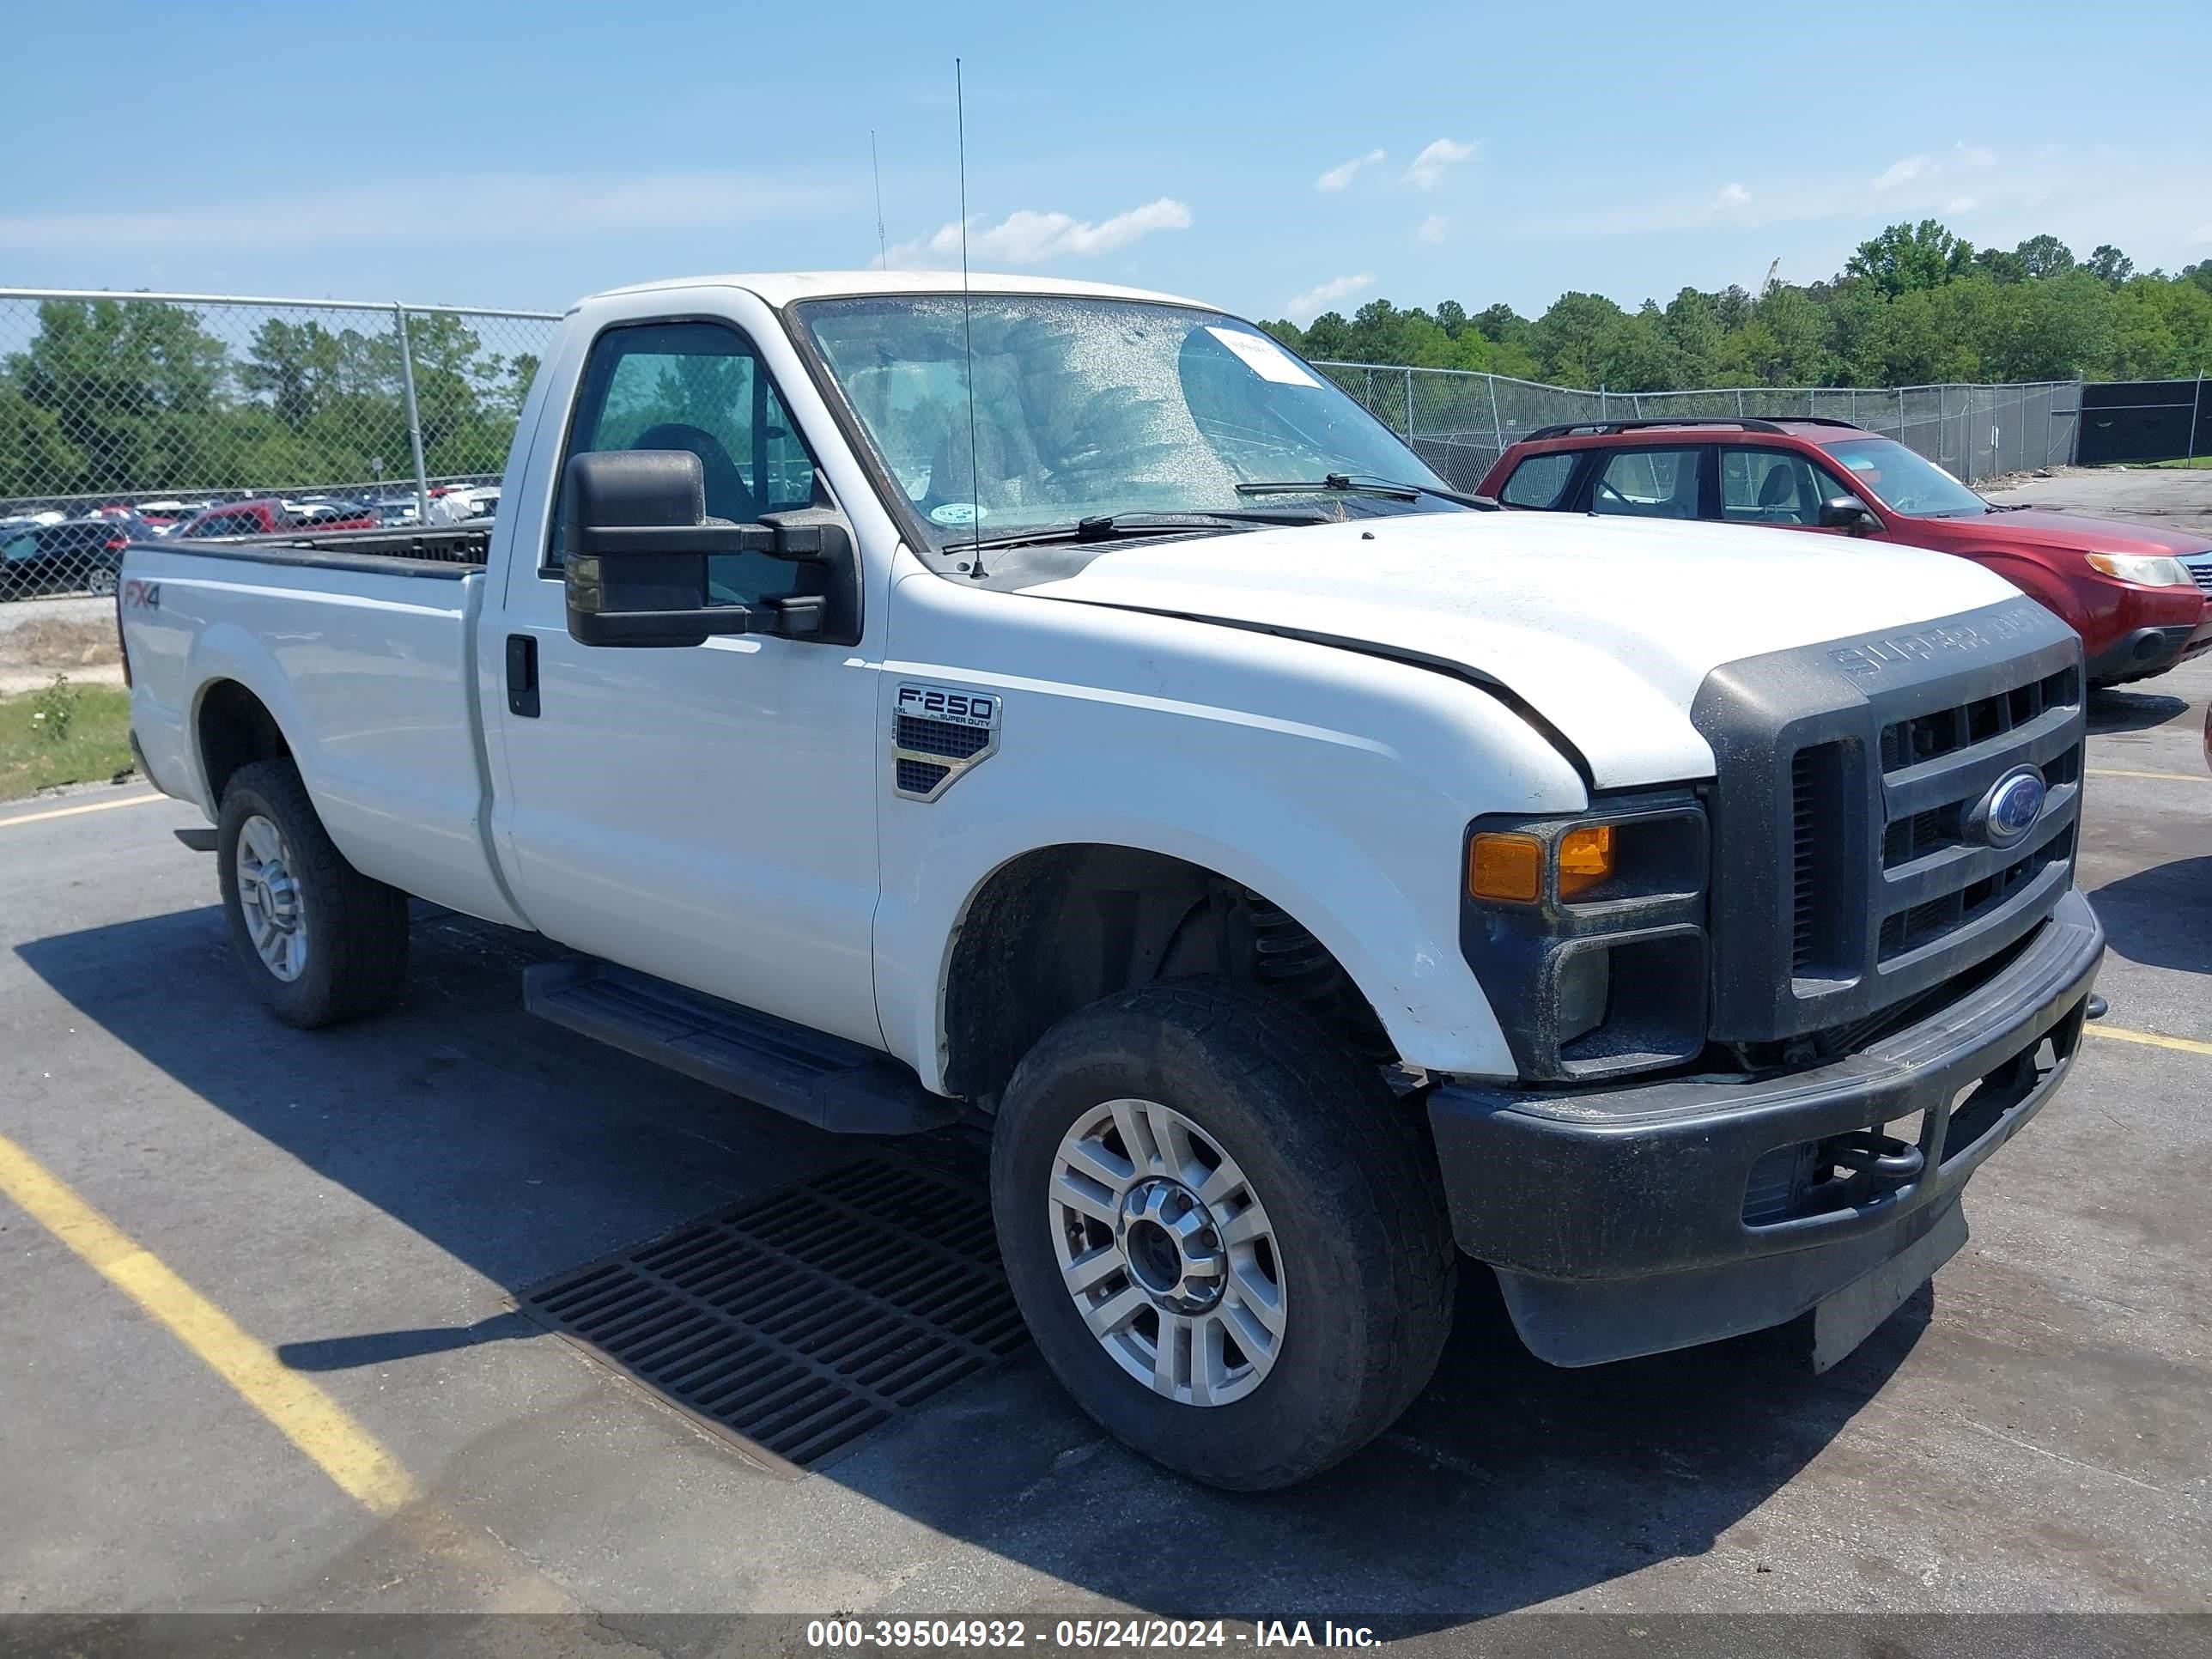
[1026,509,2023,787]
[1919,507,2212,559]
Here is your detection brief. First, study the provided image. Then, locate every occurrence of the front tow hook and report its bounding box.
[1827,1132,1925,1183]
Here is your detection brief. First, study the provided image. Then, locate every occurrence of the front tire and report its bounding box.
[216,758,410,1028]
[991,979,1455,1490]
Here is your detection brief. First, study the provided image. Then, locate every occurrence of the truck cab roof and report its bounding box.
[587,270,1212,311]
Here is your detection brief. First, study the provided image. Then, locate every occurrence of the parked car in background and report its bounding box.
[424,484,499,525]
[371,495,422,526]
[177,498,380,538]
[131,500,202,533]
[1479,418,2212,688]
[285,499,381,526]
[1,515,161,597]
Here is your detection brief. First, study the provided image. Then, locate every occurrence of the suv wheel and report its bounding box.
[991,978,1455,1489]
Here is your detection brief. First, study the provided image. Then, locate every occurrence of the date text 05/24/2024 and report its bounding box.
[804,1620,1382,1650]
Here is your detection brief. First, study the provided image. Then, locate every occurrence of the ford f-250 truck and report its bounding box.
[121,272,2105,1490]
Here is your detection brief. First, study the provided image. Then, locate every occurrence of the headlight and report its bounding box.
[2085,551,2192,588]
[1461,792,1709,1082]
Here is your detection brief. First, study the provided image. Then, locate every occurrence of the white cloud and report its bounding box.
[0,172,851,251]
[883,198,1192,269]
[1404,138,1478,191]
[1945,196,1979,215]
[2191,222,2212,246]
[1283,272,1375,323]
[1316,149,1387,192]
[1717,182,1752,209]
[1415,213,1449,245]
[1954,142,1997,167]
[1872,155,1931,191]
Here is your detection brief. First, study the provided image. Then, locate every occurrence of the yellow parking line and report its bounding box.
[0,1130,419,1511]
[2087,768,2209,783]
[0,1132,569,1610]
[0,792,164,829]
[2087,1024,2212,1058]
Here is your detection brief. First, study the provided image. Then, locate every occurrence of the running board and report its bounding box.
[522,960,956,1135]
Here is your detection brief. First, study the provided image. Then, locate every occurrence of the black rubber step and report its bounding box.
[522,960,956,1135]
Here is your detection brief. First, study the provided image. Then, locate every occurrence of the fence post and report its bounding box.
[1487,374,1504,460]
[1735,389,1745,416]
[393,305,431,521]
[1404,368,1415,441]
[2191,373,2203,464]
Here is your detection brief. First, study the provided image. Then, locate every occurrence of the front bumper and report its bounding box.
[1427,886,2104,1368]
[2084,617,2212,684]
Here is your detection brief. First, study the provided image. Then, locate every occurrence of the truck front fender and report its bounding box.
[878,769,1516,1094]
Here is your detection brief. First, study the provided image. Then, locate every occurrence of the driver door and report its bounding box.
[491,316,884,1048]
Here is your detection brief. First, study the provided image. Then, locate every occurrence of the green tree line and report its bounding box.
[0,297,542,502]
[1261,222,2212,391]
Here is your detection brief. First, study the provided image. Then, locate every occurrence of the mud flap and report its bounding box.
[1809,1196,1967,1372]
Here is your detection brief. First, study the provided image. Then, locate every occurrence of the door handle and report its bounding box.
[506,633,539,718]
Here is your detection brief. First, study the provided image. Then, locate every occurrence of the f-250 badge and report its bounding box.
[892,683,1000,800]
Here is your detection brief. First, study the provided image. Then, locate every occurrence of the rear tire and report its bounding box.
[991,978,1455,1490]
[216,758,410,1028]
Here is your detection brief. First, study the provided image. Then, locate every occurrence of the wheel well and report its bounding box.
[197,680,290,806]
[940,845,1392,1106]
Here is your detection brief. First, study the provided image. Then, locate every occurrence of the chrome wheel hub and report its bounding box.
[1049,1097,1285,1407]
[234,813,308,982]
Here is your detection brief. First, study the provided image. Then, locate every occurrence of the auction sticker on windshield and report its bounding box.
[1204,325,1322,388]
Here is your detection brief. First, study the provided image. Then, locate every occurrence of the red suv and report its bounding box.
[1478,418,2212,687]
[177,497,380,538]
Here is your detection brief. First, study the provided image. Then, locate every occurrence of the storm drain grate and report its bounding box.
[520,1155,1029,1472]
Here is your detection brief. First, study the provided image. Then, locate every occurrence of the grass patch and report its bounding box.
[0,677,136,801]
[2131,456,2212,470]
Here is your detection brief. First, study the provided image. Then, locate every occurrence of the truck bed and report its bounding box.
[146,522,492,572]
[120,524,530,931]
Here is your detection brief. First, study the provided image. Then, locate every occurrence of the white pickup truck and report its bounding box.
[121,271,2104,1489]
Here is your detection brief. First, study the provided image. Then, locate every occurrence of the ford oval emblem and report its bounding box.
[1969,765,2048,849]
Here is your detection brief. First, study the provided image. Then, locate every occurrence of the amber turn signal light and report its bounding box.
[1468,833,1543,902]
[1558,825,1615,898]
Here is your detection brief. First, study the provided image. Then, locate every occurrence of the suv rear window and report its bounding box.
[1499,452,1578,508]
[1592,447,1707,520]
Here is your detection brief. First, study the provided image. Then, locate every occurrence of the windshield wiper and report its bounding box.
[956,507,1330,552]
[1235,471,1498,510]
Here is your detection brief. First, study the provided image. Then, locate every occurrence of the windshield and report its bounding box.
[1826,438,1985,518]
[796,295,1455,552]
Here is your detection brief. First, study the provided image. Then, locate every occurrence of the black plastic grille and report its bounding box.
[896,758,951,796]
[896,714,991,760]
[1879,825,2075,961]
[520,1157,1028,1472]
[1790,743,1846,975]
[1879,665,2077,772]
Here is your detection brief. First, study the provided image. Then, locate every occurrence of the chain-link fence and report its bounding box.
[1315,363,2081,495]
[0,284,2085,602]
[1,289,558,600]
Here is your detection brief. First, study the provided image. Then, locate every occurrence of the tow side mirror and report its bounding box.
[562,450,843,647]
[1817,494,1879,534]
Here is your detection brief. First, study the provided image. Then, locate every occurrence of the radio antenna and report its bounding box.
[869,129,888,269]
[956,58,987,580]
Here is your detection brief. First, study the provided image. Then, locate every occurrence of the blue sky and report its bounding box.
[4,0,2207,323]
